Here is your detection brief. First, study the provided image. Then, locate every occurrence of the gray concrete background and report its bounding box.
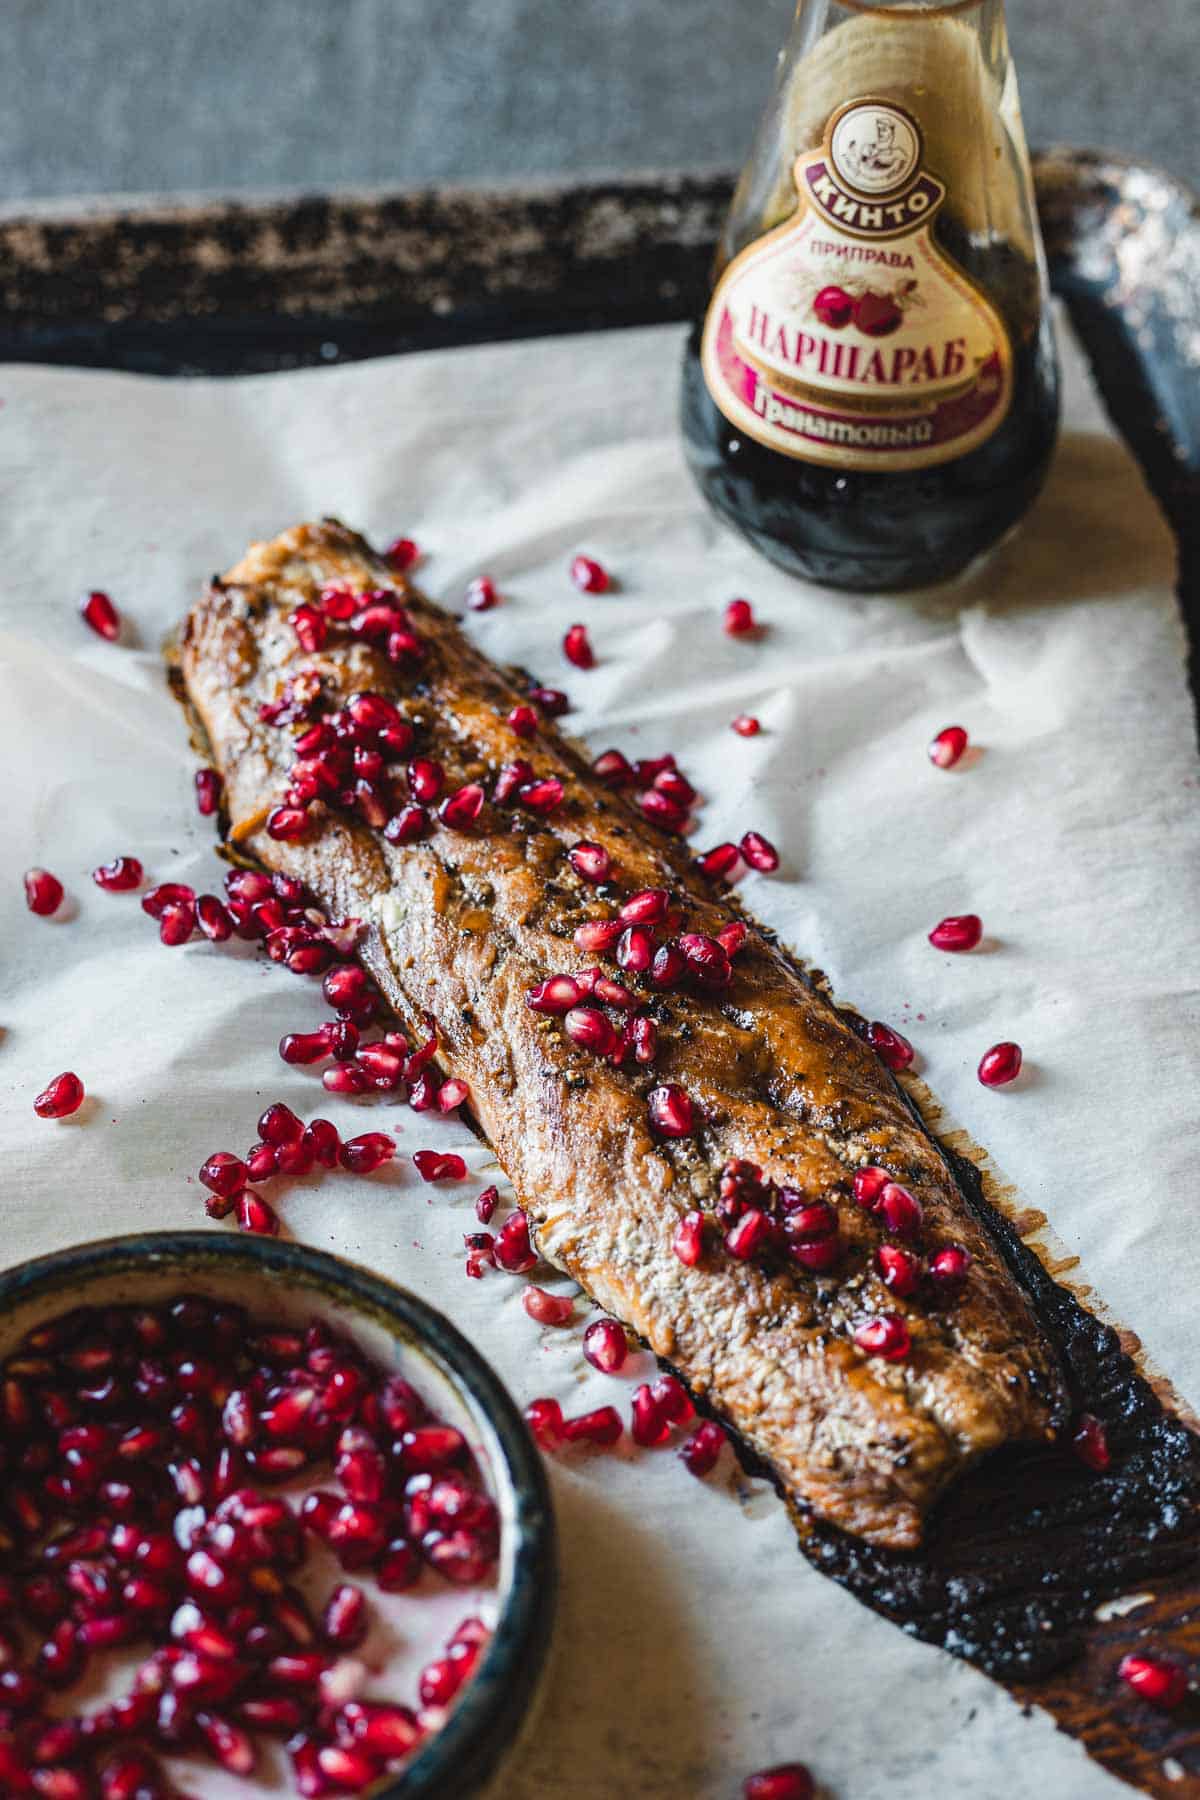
[1,0,1196,207]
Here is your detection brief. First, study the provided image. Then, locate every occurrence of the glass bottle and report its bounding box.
[680,0,1059,592]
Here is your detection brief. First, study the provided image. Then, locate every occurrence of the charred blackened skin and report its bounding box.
[178,522,1200,1795]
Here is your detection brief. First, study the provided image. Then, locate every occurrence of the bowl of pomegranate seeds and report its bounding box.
[0,1230,555,1799]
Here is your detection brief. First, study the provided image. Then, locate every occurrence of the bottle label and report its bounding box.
[700,99,1013,471]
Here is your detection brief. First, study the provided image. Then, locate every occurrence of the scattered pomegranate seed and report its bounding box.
[340,1133,396,1174]
[199,1152,248,1198]
[573,919,623,955]
[92,856,143,893]
[475,1186,498,1223]
[854,1314,911,1362]
[877,1183,923,1240]
[236,1191,279,1236]
[672,1211,706,1267]
[526,974,583,1015]
[291,604,327,653]
[34,1072,85,1120]
[979,1041,1023,1087]
[697,842,740,882]
[465,576,498,611]
[631,1384,669,1448]
[929,724,969,769]
[739,830,779,873]
[570,554,610,594]
[523,1288,575,1327]
[530,685,569,717]
[385,804,429,845]
[1071,1412,1111,1473]
[648,1085,696,1138]
[195,894,233,942]
[743,1765,815,1800]
[565,1006,620,1058]
[582,1319,627,1374]
[563,624,595,670]
[80,589,121,641]
[266,805,311,842]
[592,748,634,786]
[726,1209,773,1260]
[866,1021,915,1073]
[494,1210,537,1274]
[619,888,670,925]
[723,597,756,637]
[928,1245,971,1291]
[24,866,65,916]
[385,536,420,571]
[439,783,486,831]
[507,703,539,739]
[732,714,761,736]
[438,1078,470,1113]
[408,758,444,803]
[876,1245,922,1297]
[1118,1653,1189,1709]
[649,945,685,990]
[193,767,223,816]
[929,913,983,952]
[412,1151,467,1183]
[519,776,565,814]
[680,1420,726,1478]
[561,1406,623,1448]
[524,1397,564,1448]
[569,841,612,883]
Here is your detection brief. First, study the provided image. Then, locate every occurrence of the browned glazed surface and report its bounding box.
[179,519,1064,1554]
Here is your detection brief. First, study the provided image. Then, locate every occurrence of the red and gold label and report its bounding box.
[700,99,1013,471]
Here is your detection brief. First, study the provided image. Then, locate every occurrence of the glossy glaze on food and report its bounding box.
[180,520,1066,1551]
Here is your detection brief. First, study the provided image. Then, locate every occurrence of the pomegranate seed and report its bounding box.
[92,856,143,892]
[412,1151,467,1183]
[928,1244,971,1291]
[561,1405,623,1447]
[236,1191,279,1235]
[565,1006,619,1057]
[877,1244,922,1296]
[627,1015,658,1064]
[854,1314,911,1362]
[563,624,594,669]
[866,1021,915,1072]
[523,1287,574,1327]
[582,1318,627,1374]
[979,1041,1023,1086]
[526,974,582,1015]
[878,1183,923,1239]
[196,894,233,941]
[679,932,732,989]
[638,788,688,831]
[195,768,223,815]
[507,703,539,738]
[726,1208,772,1260]
[569,841,612,883]
[652,1374,694,1425]
[570,554,610,593]
[573,919,623,955]
[739,830,779,873]
[322,1583,369,1650]
[339,1132,396,1174]
[647,943,685,989]
[724,597,756,636]
[732,713,761,736]
[407,758,444,803]
[279,1028,331,1066]
[929,913,983,952]
[199,1152,248,1198]
[1118,1653,1189,1709]
[647,1084,695,1138]
[681,1419,726,1477]
[465,575,497,611]
[266,805,311,841]
[245,1141,279,1179]
[141,881,196,918]
[929,724,969,769]
[524,1397,563,1448]
[291,603,327,653]
[672,1211,706,1267]
[384,804,429,845]
[324,964,369,1010]
[438,1077,470,1113]
[80,589,121,640]
[519,776,565,814]
[475,1186,498,1223]
[439,783,486,830]
[743,1766,814,1800]
[592,748,634,786]
[530,685,569,717]
[34,1072,85,1119]
[616,926,653,973]
[718,922,748,958]
[259,1101,304,1145]
[631,1384,669,1448]
[386,536,419,571]
[1071,1412,1111,1473]
[340,1700,422,1758]
[619,888,670,925]
[493,759,534,806]
[305,1118,341,1168]
[158,901,195,945]
[853,1166,889,1210]
[494,1210,537,1274]
[24,866,65,915]
[697,843,740,882]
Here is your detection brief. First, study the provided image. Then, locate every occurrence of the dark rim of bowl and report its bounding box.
[0,1230,557,1800]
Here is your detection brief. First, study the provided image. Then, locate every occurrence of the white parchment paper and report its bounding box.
[3,315,1199,1800]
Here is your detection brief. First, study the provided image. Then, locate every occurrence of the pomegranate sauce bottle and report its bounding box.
[681,0,1060,591]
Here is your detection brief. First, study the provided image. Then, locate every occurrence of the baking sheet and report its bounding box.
[2,314,1199,1800]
